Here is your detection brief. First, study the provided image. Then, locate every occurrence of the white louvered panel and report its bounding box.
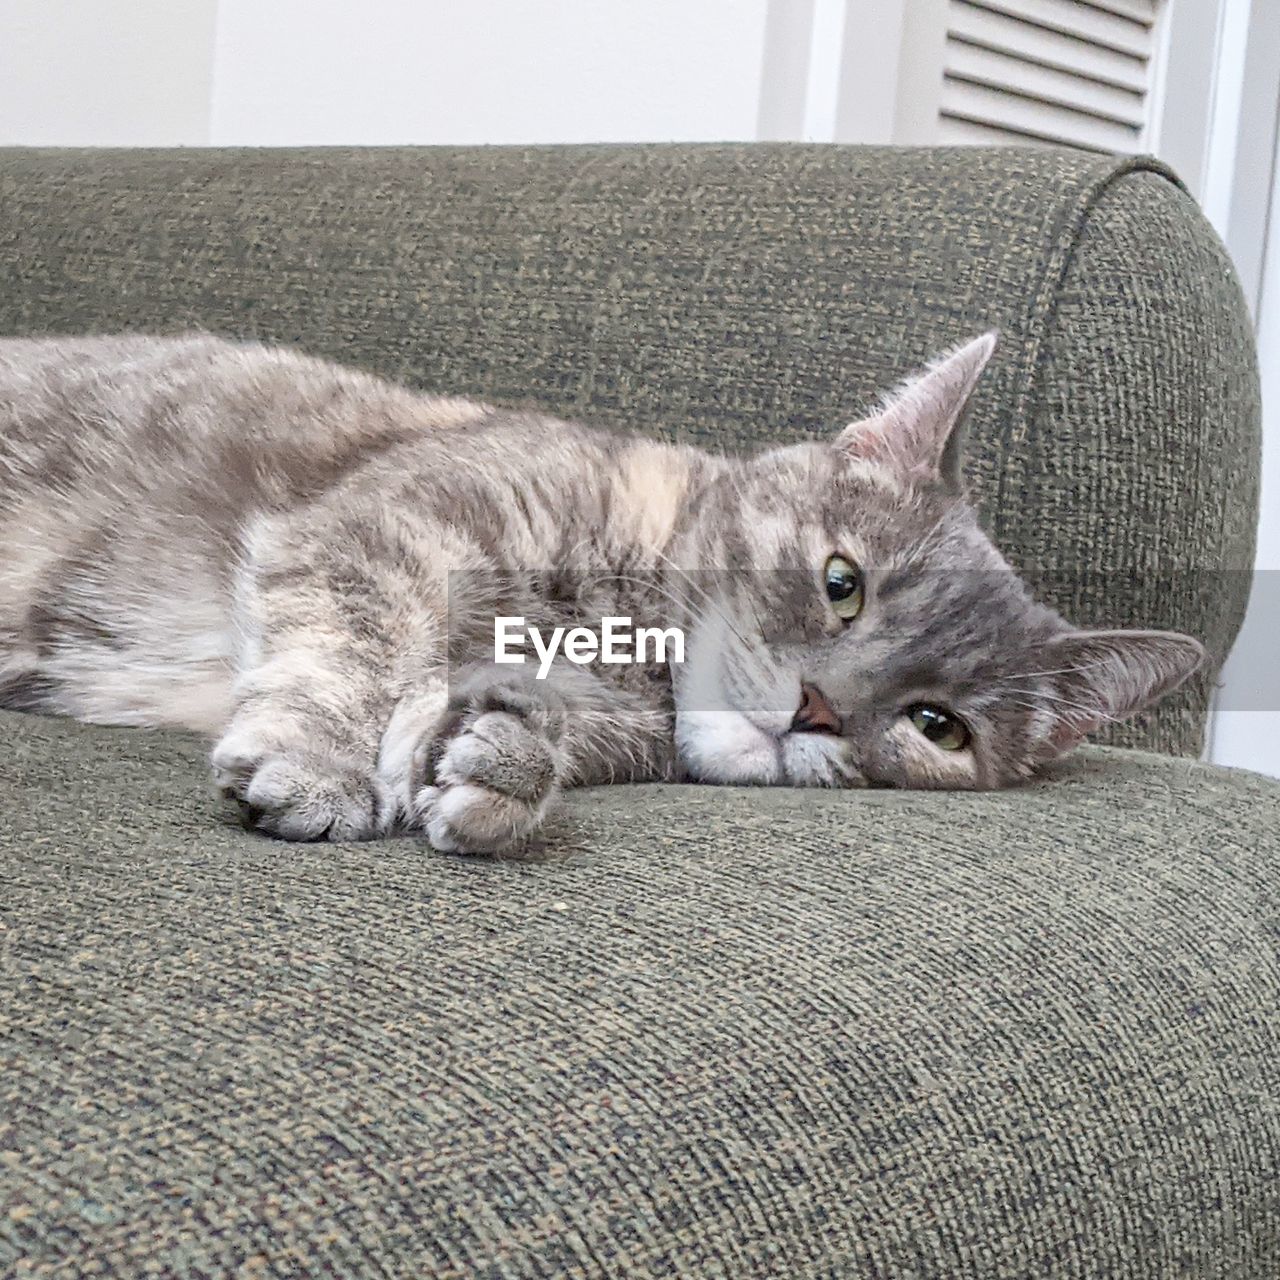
[964,0,1157,57]
[946,40,1146,126]
[936,0,1161,153]
[936,115,1061,147]
[940,77,1144,151]
[947,2,1148,92]
[1072,0,1158,22]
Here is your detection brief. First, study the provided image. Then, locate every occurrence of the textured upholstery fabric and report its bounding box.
[0,144,1260,755]
[2,710,1279,1278]
[0,146,1275,1278]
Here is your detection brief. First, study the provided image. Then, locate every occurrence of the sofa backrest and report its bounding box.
[0,144,1260,755]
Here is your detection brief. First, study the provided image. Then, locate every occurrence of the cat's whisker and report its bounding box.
[558,534,599,571]
[1001,691,1121,724]
[647,547,762,651]
[901,513,951,571]
[614,552,760,654]
[599,571,724,648]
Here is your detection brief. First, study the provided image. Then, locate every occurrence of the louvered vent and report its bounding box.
[938,0,1162,152]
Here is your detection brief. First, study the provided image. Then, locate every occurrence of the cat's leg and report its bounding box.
[409,664,673,855]
[212,516,435,842]
[213,636,399,841]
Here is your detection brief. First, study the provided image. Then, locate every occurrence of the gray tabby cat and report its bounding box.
[0,333,1202,853]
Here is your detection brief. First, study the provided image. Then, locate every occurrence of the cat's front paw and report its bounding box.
[213,734,396,842]
[412,708,562,855]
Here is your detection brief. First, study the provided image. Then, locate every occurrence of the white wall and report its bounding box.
[1173,0,1280,776]
[0,0,216,146]
[0,0,770,148]
[210,0,768,145]
[1204,114,1280,777]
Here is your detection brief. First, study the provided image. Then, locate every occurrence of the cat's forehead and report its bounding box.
[832,481,974,568]
[755,445,995,565]
[854,490,1044,657]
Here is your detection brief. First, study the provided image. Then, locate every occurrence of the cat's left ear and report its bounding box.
[837,332,997,491]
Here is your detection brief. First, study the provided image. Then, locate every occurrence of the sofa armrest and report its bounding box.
[1004,166,1261,754]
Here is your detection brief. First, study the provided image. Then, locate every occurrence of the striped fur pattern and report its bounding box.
[0,333,1203,852]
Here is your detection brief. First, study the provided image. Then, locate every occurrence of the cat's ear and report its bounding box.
[1033,628,1205,756]
[837,332,996,490]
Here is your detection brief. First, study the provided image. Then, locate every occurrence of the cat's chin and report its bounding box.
[674,708,864,789]
[780,732,866,788]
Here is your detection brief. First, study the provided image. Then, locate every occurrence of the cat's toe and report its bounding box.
[413,781,542,855]
[469,682,567,741]
[214,742,396,841]
[436,710,559,802]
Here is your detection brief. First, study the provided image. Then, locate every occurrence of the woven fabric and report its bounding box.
[0,144,1260,754]
[2,708,1278,1278]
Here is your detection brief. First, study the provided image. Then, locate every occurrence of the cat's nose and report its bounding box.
[790,682,842,735]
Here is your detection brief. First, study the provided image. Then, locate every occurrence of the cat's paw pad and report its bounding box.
[413,710,561,854]
[212,737,396,842]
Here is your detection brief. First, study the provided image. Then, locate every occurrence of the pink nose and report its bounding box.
[790,682,842,735]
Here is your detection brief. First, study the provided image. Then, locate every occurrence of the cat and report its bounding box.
[0,332,1203,853]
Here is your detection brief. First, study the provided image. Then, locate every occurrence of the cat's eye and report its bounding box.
[906,704,971,751]
[823,554,864,621]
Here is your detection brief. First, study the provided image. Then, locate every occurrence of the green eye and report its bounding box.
[823,554,864,621]
[907,704,971,751]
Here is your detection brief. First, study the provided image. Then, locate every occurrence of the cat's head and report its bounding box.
[672,334,1204,788]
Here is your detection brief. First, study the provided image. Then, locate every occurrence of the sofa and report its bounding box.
[1,144,1276,1278]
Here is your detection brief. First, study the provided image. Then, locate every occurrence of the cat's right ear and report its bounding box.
[837,332,996,491]
[1033,627,1206,757]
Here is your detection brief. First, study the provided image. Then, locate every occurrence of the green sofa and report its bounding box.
[1,145,1276,1278]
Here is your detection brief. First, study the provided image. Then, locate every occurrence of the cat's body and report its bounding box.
[0,333,1203,852]
[0,333,698,737]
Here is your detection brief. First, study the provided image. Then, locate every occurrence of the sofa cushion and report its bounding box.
[2,708,1277,1278]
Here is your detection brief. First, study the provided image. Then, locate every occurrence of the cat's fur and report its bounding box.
[0,333,1202,852]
